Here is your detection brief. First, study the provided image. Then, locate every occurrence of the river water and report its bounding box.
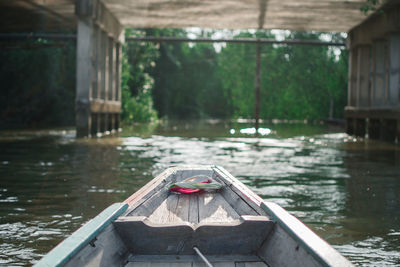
[0,120,399,266]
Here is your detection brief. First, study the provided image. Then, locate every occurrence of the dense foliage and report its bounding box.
[0,38,76,129]
[148,29,348,121]
[0,29,348,129]
[121,29,159,122]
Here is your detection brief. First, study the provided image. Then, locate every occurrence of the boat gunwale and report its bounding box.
[260,201,354,267]
[34,202,128,267]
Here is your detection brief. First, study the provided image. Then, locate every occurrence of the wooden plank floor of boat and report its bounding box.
[118,188,269,266]
[126,261,267,266]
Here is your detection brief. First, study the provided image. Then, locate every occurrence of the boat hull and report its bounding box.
[35,166,353,267]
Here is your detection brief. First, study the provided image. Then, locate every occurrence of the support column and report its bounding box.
[348,47,358,107]
[75,18,95,137]
[397,120,400,143]
[115,113,120,131]
[100,30,107,100]
[389,33,400,106]
[368,119,381,139]
[355,119,366,137]
[346,118,355,135]
[108,113,114,132]
[372,40,387,106]
[90,113,97,137]
[108,37,115,101]
[115,42,122,102]
[75,0,124,137]
[380,119,397,142]
[254,42,261,132]
[356,45,371,107]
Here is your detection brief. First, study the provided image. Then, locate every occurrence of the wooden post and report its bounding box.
[109,37,115,101]
[348,47,358,107]
[346,118,354,135]
[380,119,396,142]
[101,30,107,100]
[397,120,400,144]
[255,42,261,133]
[116,42,122,102]
[95,25,101,99]
[355,118,366,137]
[372,40,387,107]
[389,34,400,106]
[104,32,109,101]
[368,119,381,139]
[357,45,371,107]
[75,18,94,138]
[75,0,123,137]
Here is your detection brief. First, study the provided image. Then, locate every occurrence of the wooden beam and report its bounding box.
[126,36,346,47]
[90,99,121,113]
[344,106,400,120]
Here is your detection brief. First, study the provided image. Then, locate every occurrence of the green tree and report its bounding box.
[121,29,159,122]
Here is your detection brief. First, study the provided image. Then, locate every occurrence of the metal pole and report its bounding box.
[126,36,346,47]
[193,246,213,267]
[255,42,261,134]
[0,34,346,47]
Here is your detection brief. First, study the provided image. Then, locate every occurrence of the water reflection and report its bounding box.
[0,122,399,266]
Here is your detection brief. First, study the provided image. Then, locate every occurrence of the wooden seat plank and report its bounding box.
[114,216,273,255]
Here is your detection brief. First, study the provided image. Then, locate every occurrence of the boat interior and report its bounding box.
[115,167,274,266]
[61,166,342,267]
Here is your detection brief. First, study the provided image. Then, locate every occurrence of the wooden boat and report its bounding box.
[35,166,353,267]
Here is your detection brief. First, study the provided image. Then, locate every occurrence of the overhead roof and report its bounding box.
[103,0,370,32]
[0,0,378,33]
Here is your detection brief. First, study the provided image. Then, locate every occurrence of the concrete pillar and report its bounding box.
[75,0,124,137]
[389,33,400,106]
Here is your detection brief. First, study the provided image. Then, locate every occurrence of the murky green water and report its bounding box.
[0,121,399,266]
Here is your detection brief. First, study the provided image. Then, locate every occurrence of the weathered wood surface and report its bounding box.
[126,255,267,266]
[64,224,128,267]
[34,203,128,267]
[260,202,354,267]
[114,215,273,255]
[128,166,260,226]
[126,262,267,267]
[128,255,262,263]
[213,166,267,215]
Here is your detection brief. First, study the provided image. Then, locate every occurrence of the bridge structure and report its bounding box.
[1,0,400,140]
